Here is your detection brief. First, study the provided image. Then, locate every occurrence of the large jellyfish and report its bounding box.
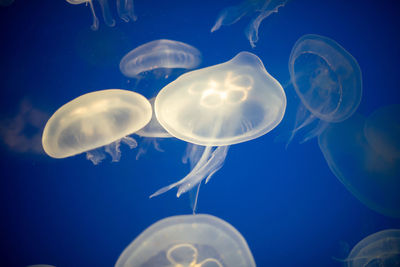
[318,105,400,218]
[66,0,136,30]
[341,229,400,267]
[119,39,202,81]
[42,89,152,164]
[286,34,362,145]
[211,0,289,48]
[115,214,256,267]
[150,51,286,211]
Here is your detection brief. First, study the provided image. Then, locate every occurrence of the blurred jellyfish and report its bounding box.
[42,89,152,164]
[66,0,136,30]
[287,34,362,145]
[211,0,289,48]
[319,106,400,218]
[0,99,49,154]
[119,39,202,84]
[115,214,256,267]
[341,229,400,266]
[135,97,172,160]
[150,51,286,212]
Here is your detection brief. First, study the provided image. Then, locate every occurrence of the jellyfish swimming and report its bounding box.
[119,39,202,80]
[318,106,400,218]
[211,0,289,48]
[66,0,136,30]
[286,34,362,145]
[150,51,286,212]
[115,214,256,267]
[340,229,400,267]
[42,89,152,164]
[135,97,172,160]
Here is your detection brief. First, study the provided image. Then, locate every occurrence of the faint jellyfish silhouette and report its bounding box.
[115,214,256,267]
[211,0,289,48]
[364,104,400,163]
[286,34,362,145]
[119,39,202,85]
[150,51,286,212]
[42,89,151,164]
[342,229,400,267]
[0,99,49,154]
[135,97,172,160]
[66,0,136,30]
[319,108,400,218]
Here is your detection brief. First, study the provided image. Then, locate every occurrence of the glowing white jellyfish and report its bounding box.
[150,51,286,212]
[42,89,151,164]
[342,229,400,267]
[115,214,256,267]
[287,34,362,145]
[66,0,136,30]
[119,39,201,79]
[211,0,289,48]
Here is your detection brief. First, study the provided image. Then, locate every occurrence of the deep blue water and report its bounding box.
[0,0,400,266]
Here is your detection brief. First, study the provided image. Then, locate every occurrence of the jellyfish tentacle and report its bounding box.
[87,0,100,30]
[117,0,137,22]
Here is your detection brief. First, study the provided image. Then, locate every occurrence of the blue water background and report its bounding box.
[0,0,399,266]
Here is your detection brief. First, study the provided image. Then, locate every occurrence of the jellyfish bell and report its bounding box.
[150,51,286,211]
[65,0,136,31]
[115,214,256,267]
[318,111,400,218]
[42,89,152,164]
[287,34,362,145]
[342,229,400,267]
[119,39,202,81]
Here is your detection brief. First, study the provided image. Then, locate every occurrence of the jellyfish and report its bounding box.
[66,0,136,31]
[286,34,362,145]
[340,229,400,266]
[318,107,400,218]
[135,97,172,160]
[42,89,152,164]
[119,39,202,83]
[211,0,289,48]
[115,214,256,267]
[150,51,286,212]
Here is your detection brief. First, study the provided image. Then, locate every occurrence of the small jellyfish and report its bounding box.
[342,229,400,267]
[135,97,172,160]
[119,39,202,80]
[287,34,362,145]
[150,51,286,212]
[115,214,256,267]
[211,0,289,48]
[66,0,137,31]
[318,107,400,218]
[42,89,152,164]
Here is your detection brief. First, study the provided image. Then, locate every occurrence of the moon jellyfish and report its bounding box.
[342,229,400,267]
[135,97,172,160]
[211,0,289,48]
[42,89,152,164]
[319,108,400,218]
[287,34,362,145]
[150,51,286,212]
[115,214,256,267]
[119,39,201,80]
[66,0,136,31]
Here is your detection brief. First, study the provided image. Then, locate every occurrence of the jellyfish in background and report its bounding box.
[150,51,286,212]
[115,214,256,267]
[287,34,362,146]
[318,105,400,218]
[66,0,136,30]
[211,0,289,48]
[341,229,400,267]
[42,89,152,164]
[119,39,202,83]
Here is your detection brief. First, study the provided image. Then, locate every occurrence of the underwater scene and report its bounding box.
[0,0,400,266]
